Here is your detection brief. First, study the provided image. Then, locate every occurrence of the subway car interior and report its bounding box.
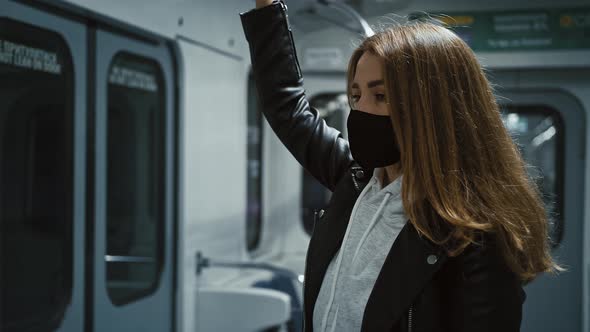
[0,0,589,331]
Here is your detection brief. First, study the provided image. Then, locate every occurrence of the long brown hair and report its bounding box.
[347,21,559,282]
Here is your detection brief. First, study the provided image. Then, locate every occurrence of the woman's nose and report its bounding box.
[355,96,370,113]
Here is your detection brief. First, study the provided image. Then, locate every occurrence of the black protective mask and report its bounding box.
[347,109,401,169]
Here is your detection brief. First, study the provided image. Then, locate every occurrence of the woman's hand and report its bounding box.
[256,0,275,9]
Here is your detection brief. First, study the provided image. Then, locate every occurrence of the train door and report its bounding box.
[498,90,586,332]
[90,27,176,331]
[0,2,86,331]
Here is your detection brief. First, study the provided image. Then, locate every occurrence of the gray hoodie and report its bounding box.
[313,168,408,332]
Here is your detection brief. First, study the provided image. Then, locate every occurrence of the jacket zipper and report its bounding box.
[302,209,319,332]
[408,305,414,332]
[302,261,308,331]
[351,170,361,192]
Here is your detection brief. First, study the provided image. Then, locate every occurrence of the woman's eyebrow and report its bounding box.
[351,79,385,89]
[368,79,384,88]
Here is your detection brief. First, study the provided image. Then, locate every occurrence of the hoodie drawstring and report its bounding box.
[350,192,392,268]
[320,177,375,332]
[320,180,393,332]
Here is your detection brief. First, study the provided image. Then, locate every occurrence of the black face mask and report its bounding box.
[347,109,401,169]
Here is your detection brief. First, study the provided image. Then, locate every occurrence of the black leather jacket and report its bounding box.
[240,2,525,331]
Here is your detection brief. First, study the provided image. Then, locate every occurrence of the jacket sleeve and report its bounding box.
[447,239,526,332]
[240,1,354,192]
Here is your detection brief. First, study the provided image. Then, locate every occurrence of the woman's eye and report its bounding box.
[375,94,386,102]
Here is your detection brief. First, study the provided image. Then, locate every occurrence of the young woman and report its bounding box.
[240,1,559,331]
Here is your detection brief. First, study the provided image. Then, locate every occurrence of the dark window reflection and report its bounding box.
[106,53,165,305]
[0,19,73,331]
[500,106,564,247]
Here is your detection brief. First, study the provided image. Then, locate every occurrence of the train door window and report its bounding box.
[105,53,165,305]
[0,19,73,331]
[301,93,348,234]
[500,106,564,247]
[247,73,263,252]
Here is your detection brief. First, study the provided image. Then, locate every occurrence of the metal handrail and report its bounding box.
[105,255,155,263]
[317,0,374,37]
[195,251,303,284]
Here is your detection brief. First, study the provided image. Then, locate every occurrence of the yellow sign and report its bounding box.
[440,15,474,26]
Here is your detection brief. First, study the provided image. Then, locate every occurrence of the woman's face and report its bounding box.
[350,53,389,116]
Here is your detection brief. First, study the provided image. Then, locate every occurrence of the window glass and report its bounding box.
[0,19,73,330]
[247,73,263,252]
[302,94,348,234]
[106,53,165,305]
[500,106,564,246]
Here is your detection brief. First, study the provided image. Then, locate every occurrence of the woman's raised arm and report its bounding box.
[240,1,354,191]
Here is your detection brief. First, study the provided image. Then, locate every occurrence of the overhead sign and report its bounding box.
[415,7,590,51]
